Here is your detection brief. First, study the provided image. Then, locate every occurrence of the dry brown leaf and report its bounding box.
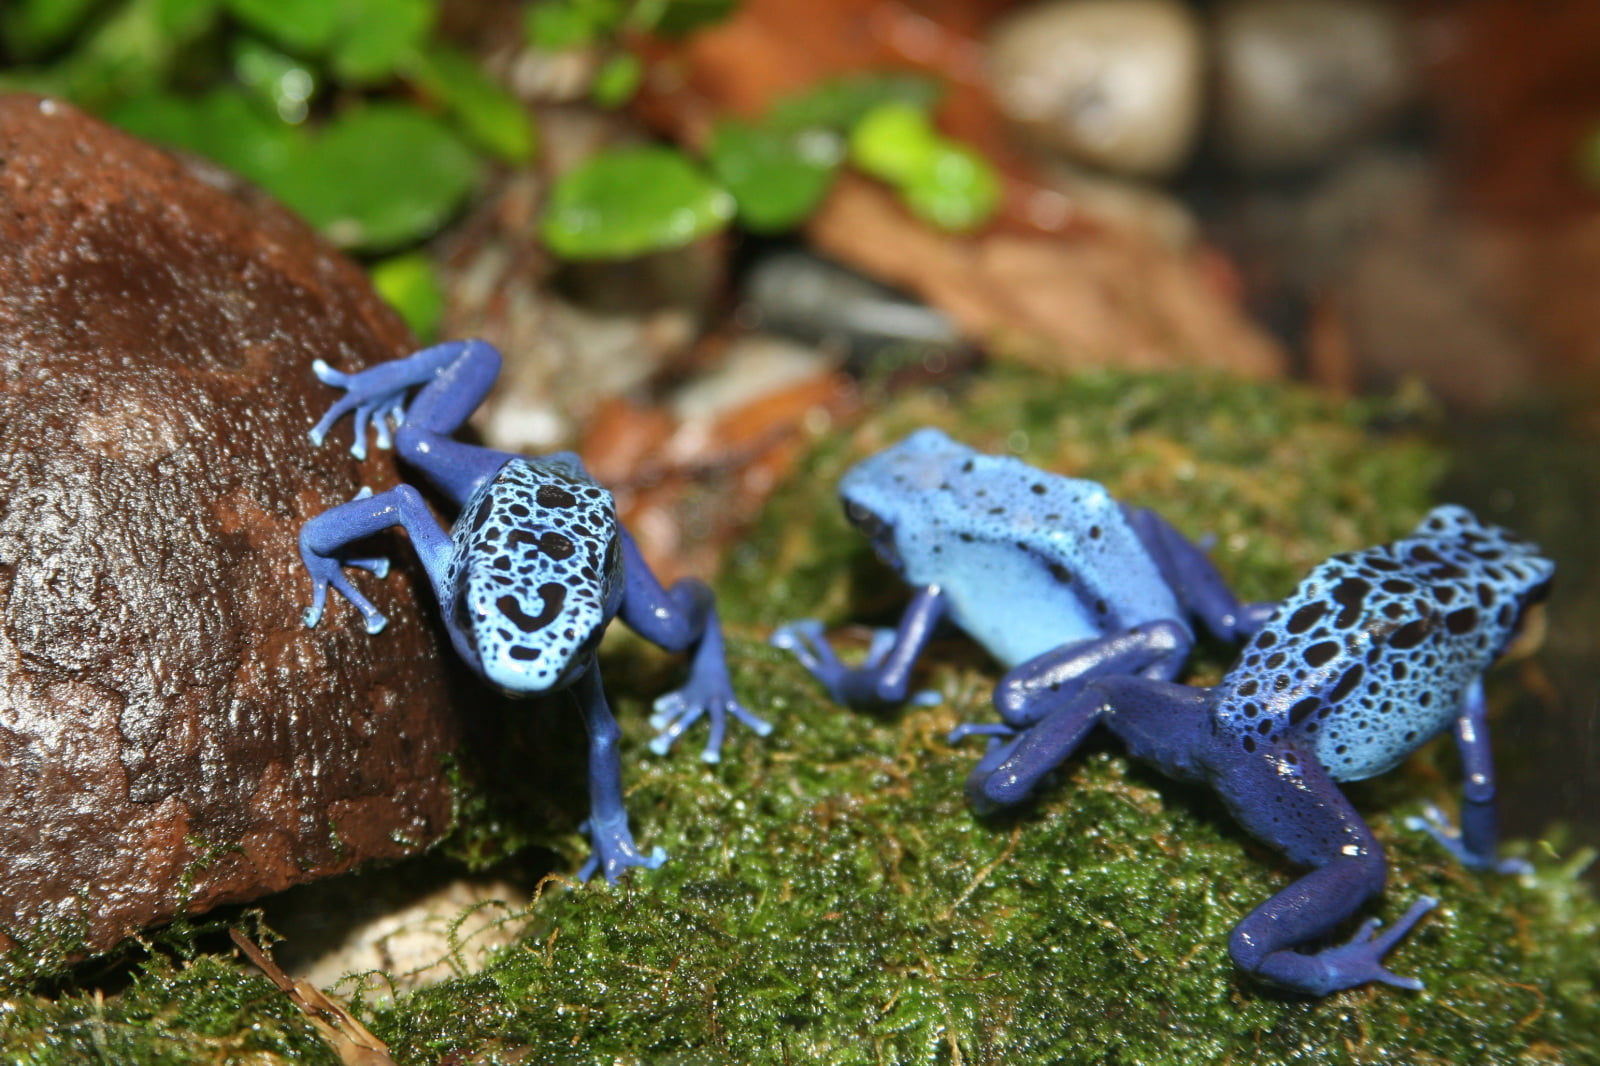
[807,176,1284,376]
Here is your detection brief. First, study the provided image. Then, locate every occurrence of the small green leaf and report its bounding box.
[231,37,316,123]
[541,145,734,259]
[274,104,480,251]
[408,44,536,163]
[371,252,445,341]
[153,0,221,36]
[106,88,304,188]
[767,73,942,134]
[708,120,841,233]
[633,0,738,36]
[525,0,621,50]
[592,52,642,108]
[223,0,338,54]
[900,142,1000,232]
[330,0,433,84]
[849,101,939,185]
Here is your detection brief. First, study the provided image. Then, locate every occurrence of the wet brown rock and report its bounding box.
[0,96,459,959]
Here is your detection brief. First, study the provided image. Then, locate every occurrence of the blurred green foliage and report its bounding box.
[546,72,1001,258]
[0,0,530,259]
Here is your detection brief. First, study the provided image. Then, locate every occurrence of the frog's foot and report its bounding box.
[769,619,848,690]
[300,550,390,634]
[648,674,772,764]
[1405,804,1533,875]
[575,818,668,883]
[770,621,935,706]
[1302,896,1438,994]
[308,359,413,460]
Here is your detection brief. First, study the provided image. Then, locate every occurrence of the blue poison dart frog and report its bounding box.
[771,428,1274,724]
[298,340,771,882]
[963,505,1551,995]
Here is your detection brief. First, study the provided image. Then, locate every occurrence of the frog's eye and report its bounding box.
[844,500,885,539]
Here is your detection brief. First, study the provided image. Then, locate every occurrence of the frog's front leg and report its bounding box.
[1123,505,1276,642]
[570,666,668,882]
[1209,741,1437,995]
[770,585,948,710]
[1406,680,1531,874]
[299,485,454,633]
[616,528,770,763]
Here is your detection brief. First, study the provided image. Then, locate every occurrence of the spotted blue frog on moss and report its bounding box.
[772,427,1273,722]
[298,340,771,882]
[966,505,1551,995]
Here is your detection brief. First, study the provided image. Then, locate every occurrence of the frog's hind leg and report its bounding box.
[570,665,667,882]
[1210,743,1437,995]
[1122,504,1276,642]
[967,675,1211,811]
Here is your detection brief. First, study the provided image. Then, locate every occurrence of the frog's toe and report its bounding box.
[649,684,772,762]
[1406,805,1529,873]
[947,721,1014,745]
[577,820,668,882]
[311,358,348,386]
[1313,896,1436,994]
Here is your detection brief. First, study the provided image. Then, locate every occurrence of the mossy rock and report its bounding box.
[5,368,1597,1064]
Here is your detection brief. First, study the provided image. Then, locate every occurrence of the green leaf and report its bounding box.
[632,0,738,36]
[848,101,939,185]
[408,44,536,163]
[592,52,642,108]
[105,88,304,188]
[541,145,734,259]
[222,0,338,54]
[767,73,942,134]
[231,37,316,123]
[330,0,433,84]
[524,0,622,50]
[370,252,445,341]
[272,104,481,251]
[900,142,1000,232]
[708,120,841,232]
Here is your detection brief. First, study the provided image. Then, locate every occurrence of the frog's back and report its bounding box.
[1212,505,1553,781]
[841,429,1181,667]
[446,455,623,687]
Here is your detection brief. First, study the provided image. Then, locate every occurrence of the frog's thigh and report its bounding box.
[1207,742,1383,875]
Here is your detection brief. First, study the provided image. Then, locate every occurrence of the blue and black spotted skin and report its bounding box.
[1211,505,1553,781]
[298,340,771,884]
[969,504,1553,995]
[839,428,1186,668]
[772,427,1270,714]
[445,456,623,692]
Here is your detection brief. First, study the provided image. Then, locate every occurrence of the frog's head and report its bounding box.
[1413,504,1554,651]
[838,428,969,571]
[451,468,624,695]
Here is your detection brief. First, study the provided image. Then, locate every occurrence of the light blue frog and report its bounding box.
[298,340,771,882]
[771,427,1273,725]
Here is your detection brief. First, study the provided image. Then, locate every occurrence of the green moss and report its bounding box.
[5,368,1596,1063]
